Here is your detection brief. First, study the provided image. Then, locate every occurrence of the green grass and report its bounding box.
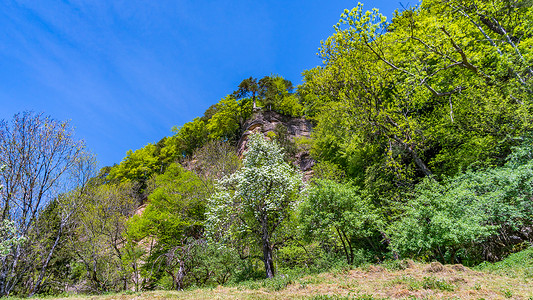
[476,245,533,278]
[232,274,295,291]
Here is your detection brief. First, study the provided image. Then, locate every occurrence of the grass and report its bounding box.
[15,248,533,299]
[475,245,533,279]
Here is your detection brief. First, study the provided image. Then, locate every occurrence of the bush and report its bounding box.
[389,146,533,264]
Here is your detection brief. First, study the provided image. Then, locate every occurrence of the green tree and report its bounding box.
[259,75,302,116]
[300,179,383,265]
[68,182,138,292]
[298,1,533,224]
[390,140,533,264]
[303,1,532,184]
[207,95,253,141]
[206,133,303,278]
[169,117,210,158]
[234,77,260,109]
[126,163,210,289]
[107,144,160,184]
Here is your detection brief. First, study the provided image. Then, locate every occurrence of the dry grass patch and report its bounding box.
[21,261,533,299]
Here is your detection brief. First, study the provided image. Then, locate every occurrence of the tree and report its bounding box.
[234,77,260,109]
[0,112,94,296]
[302,1,532,191]
[207,95,253,141]
[0,220,24,259]
[259,75,302,116]
[68,182,138,293]
[300,179,383,265]
[125,163,210,289]
[189,140,242,187]
[0,171,25,259]
[107,144,160,184]
[169,117,210,158]
[390,141,533,264]
[206,133,304,278]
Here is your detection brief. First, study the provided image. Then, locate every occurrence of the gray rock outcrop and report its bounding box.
[237,110,315,179]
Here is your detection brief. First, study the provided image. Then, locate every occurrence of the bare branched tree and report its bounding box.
[0,112,95,296]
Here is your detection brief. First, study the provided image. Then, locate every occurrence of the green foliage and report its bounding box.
[300,179,383,265]
[8,0,533,296]
[125,163,211,289]
[476,245,533,278]
[234,77,260,109]
[126,163,208,247]
[311,161,345,182]
[270,123,298,160]
[107,144,160,183]
[297,0,533,268]
[390,144,533,263]
[302,0,533,191]
[259,75,303,116]
[207,95,253,141]
[277,244,311,270]
[189,242,241,286]
[294,136,313,152]
[170,117,210,157]
[69,182,138,293]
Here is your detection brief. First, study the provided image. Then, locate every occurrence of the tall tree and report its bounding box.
[259,76,302,116]
[234,77,260,109]
[0,112,94,296]
[302,1,532,186]
[68,182,138,293]
[300,179,383,265]
[126,163,210,290]
[206,133,303,278]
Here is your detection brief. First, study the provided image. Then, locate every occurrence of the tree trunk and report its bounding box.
[262,242,275,279]
[335,227,351,265]
[261,217,275,278]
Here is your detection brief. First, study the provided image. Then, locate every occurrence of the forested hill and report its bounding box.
[1,0,533,297]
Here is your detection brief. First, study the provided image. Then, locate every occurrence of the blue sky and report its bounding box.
[0,0,402,167]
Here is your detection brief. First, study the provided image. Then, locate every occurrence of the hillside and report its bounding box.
[1,0,532,297]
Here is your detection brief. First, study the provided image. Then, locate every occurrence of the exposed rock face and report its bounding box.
[237,110,315,179]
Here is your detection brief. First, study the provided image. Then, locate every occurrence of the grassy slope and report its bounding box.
[21,253,533,300]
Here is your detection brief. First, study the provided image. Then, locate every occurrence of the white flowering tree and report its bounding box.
[207,133,303,278]
[0,166,24,259]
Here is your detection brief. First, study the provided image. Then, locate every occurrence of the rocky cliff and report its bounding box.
[237,110,315,179]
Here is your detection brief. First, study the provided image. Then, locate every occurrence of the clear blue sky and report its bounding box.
[0,0,402,167]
